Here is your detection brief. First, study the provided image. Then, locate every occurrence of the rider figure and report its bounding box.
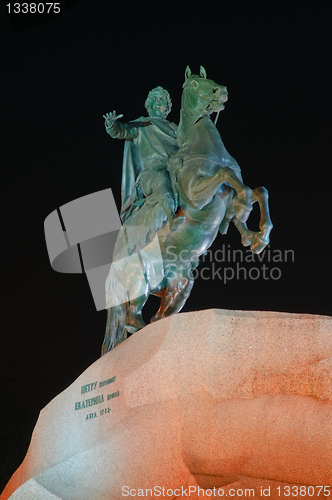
[104,86,185,231]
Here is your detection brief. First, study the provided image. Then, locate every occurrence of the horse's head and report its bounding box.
[182,66,228,119]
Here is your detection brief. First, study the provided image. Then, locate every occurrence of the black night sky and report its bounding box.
[1,0,331,491]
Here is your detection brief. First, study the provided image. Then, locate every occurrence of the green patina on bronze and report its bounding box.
[102,66,273,354]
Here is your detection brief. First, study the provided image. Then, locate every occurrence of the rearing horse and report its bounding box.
[102,66,272,354]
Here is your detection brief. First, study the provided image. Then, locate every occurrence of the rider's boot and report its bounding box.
[169,214,186,232]
[159,194,185,232]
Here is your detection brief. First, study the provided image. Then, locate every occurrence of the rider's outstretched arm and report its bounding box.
[103,111,138,140]
[105,120,138,140]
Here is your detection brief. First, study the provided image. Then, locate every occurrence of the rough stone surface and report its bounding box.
[1,309,331,500]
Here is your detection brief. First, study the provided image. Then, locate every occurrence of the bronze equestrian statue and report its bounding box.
[102,67,273,354]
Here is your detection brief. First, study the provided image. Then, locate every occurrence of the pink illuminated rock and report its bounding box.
[1,309,331,500]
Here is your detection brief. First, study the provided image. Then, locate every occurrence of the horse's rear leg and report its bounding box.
[102,293,148,352]
[102,303,127,355]
[126,294,148,334]
[151,275,194,323]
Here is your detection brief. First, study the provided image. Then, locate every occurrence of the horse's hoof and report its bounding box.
[241,230,255,247]
[242,237,252,247]
[114,338,127,348]
[250,234,269,254]
[251,243,266,254]
[125,325,139,334]
[150,313,161,323]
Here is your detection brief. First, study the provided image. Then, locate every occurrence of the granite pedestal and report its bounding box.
[2,309,331,500]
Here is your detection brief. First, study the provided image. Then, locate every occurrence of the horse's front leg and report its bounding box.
[217,167,252,222]
[233,186,273,254]
[254,186,273,236]
[178,163,252,222]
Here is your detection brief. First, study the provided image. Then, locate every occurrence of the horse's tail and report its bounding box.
[102,304,127,355]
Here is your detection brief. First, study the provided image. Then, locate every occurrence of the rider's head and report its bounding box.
[145,86,172,119]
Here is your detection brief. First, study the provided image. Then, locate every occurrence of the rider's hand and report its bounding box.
[103,111,124,127]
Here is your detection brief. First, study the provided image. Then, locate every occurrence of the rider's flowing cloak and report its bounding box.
[121,137,144,221]
[118,117,178,222]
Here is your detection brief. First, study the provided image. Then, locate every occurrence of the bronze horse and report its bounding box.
[102,67,272,354]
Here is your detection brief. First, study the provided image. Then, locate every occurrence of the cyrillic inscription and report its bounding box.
[75,375,119,420]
